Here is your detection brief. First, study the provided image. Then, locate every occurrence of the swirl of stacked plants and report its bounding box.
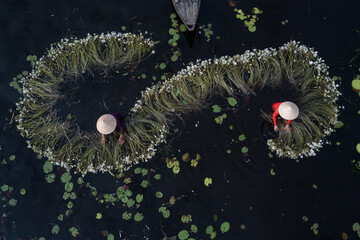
[14,32,341,176]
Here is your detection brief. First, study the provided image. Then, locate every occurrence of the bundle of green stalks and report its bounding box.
[15,37,341,176]
[15,32,156,176]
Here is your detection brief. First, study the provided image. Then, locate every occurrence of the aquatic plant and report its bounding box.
[234,7,263,32]
[15,36,341,176]
[14,32,157,175]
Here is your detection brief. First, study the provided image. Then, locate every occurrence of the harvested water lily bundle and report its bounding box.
[132,41,341,160]
[15,37,341,176]
[15,32,158,175]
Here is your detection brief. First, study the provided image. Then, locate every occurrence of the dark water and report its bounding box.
[1,0,360,239]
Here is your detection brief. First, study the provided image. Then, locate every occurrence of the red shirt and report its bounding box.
[272,102,291,126]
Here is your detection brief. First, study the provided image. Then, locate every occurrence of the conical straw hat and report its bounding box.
[96,114,117,134]
[278,101,299,120]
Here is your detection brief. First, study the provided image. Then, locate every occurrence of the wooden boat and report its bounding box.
[171,0,201,31]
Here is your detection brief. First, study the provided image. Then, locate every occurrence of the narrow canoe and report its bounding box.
[171,0,201,31]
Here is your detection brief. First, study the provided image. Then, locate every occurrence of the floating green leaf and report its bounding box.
[334,120,344,128]
[136,194,144,203]
[352,79,360,91]
[220,222,230,233]
[70,192,76,200]
[170,13,177,19]
[204,177,212,187]
[173,166,180,174]
[180,24,187,32]
[140,168,148,176]
[191,224,198,233]
[206,225,214,234]
[20,188,26,195]
[270,169,276,176]
[77,177,84,185]
[241,146,249,153]
[226,149,231,154]
[65,182,74,192]
[134,167,142,174]
[238,134,246,141]
[159,63,166,70]
[45,173,56,183]
[9,155,15,161]
[122,211,132,220]
[171,55,179,62]
[52,225,59,234]
[68,227,78,237]
[353,222,360,232]
[169,28,177,35]
[107,234,115,240]
[134,212,144,222]
[43,161,53,173]
[227,97,237,106]
[127,199,135,208]
[96,213,102,219]
[125,189,132,197]
[173,34,180,41]
[1,185,9,191]
[356,143,360,154]
[155,191,163,198]
[67,201,74,209]
[178,230,189,240]
[63,192,70,200]
[212,105,221,113]
[8,198,17,206]
[140,180,148,188]
[61,172,72,183]
[248,25,256,32]
[154,174,161,180]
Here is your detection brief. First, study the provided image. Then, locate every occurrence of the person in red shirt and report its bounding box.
[96,113,125,144]
[272,101,299,132]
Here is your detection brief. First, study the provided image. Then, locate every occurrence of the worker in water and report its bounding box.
[96,113,125,144]
[272,101,299,132]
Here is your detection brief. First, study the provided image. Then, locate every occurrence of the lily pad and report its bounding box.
[248,25,256,32]
[220,222,230,233]
[140,180,148,188]
[352,79,360,91]
[122,211,132,220]
[206,225,214,234]
[96,213,102,219]
[191,224,198,233]
[227,97,237,106]
[134,212,144,222]
[154,174,161,180]
[52,225,59,234]
[241,146,249,153]
[353,222,360,231]
[155,191,163,198]
[238,134,246,141]
[107,234,114,240]
[173,166,180,174]
[212,105,221,113]
[136,194,144,203]
[356,143,360,154]
[43,161,53,173]
[180,24,187,32]
[204,177,212,186]
[334,121,344,128]
[65,182,73,192]
[61,172,72,183]
[178,230,189,240]
[159,63,166,70]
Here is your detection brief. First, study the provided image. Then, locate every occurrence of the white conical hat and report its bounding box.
[278,101,299,120]
[96,114,116,134]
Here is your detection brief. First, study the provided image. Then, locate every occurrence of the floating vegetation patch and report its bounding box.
[14,32,158,175]
[234,7,263,32]
[15,36,341,176]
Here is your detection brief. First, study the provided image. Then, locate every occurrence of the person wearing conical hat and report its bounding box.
[272,101,299,132]
[96,113,125,144]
